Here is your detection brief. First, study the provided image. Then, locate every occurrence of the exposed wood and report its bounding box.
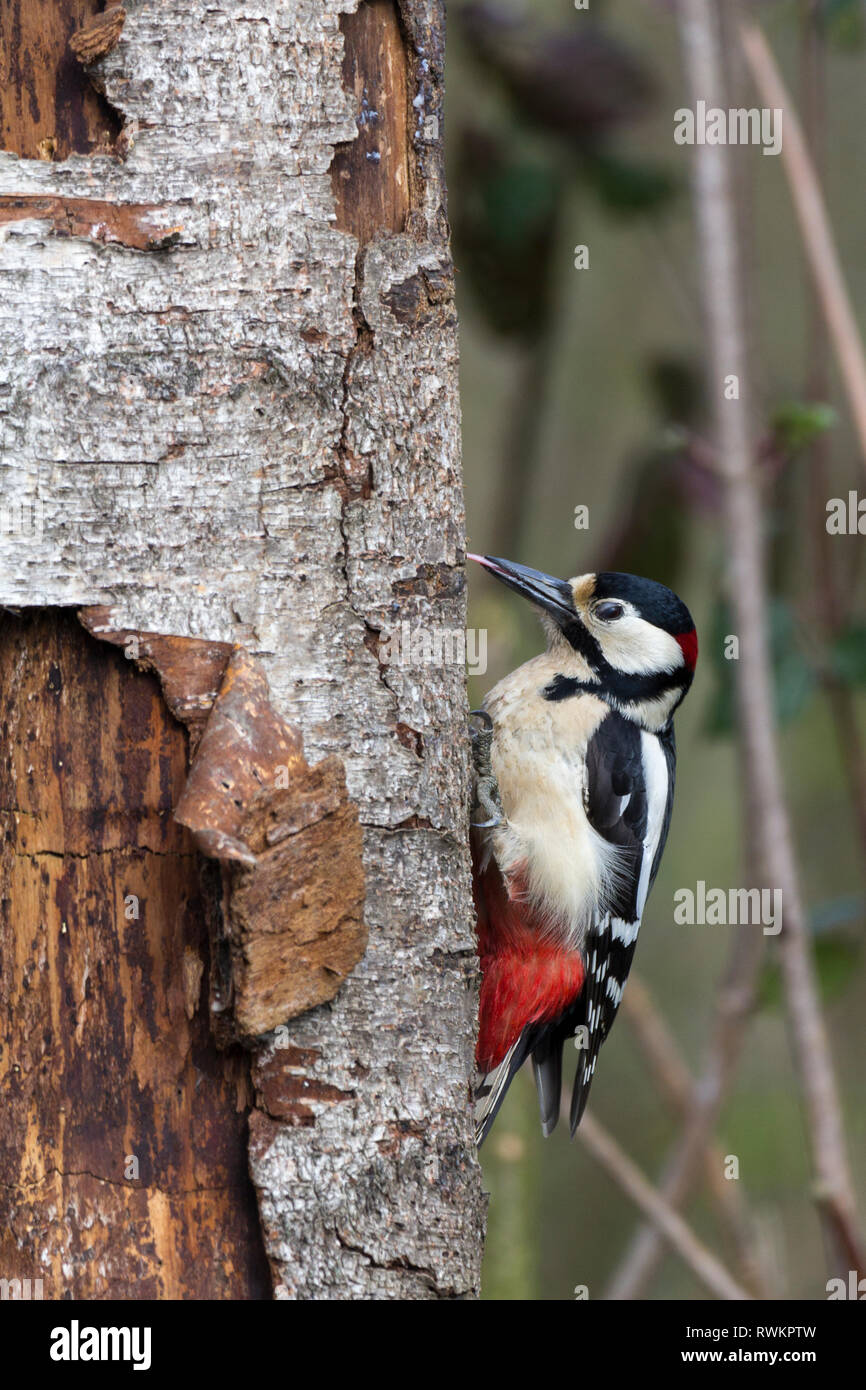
[253,1043,357,1128]
[0,0,122,160]
[78,609,234,752]
[78,619,368,1041]
[332,1,411,244]
[0,610,270,1300]
[0,195,179,250]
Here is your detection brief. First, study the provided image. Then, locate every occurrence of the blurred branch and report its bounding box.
[606,926,763,1299]
[604,0,773,1299]
[577,1112,752,1301]
[495,332,557,559]
[683,0,864,1278]
[739,19,866,476]
[621,974,774,1297]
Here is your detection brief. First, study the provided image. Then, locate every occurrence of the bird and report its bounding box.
[467,553,697,1146]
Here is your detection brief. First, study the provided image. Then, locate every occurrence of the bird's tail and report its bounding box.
[474,1037,525,1147]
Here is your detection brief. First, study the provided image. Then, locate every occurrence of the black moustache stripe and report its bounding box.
[561,618,604,668]
[543,667,691,706]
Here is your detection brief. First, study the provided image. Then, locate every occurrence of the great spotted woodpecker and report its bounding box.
[468,555,697,1145]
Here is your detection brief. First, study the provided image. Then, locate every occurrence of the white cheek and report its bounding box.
[595,616,683,673]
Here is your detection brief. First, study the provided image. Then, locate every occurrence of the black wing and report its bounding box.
[565,713,675,1133]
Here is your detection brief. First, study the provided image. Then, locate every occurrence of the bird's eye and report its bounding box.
[594,601,625,622]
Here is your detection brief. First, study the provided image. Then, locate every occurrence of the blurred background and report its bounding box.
[447,0,866,1299]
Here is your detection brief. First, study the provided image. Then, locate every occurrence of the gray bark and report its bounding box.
[0,0,485,1299]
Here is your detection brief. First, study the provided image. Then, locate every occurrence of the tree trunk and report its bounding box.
[0,0,484,1301]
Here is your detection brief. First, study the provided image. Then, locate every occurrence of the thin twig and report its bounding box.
[739,19,866,475]
[605,0,773,1299]
[577,1111,752,1301]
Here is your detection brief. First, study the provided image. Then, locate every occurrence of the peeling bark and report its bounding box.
[78,608,234,750]
[0,0,484,1299]
[69,7,127,66]
[175,647,368,1041]
[78,618,369,1044]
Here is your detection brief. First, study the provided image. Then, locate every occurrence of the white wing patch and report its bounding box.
[636,730,670,920]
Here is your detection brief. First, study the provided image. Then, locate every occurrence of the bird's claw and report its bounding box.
[469,709,504,828]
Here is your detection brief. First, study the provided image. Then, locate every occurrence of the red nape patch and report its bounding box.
[471,845,585,1071]
[675,627,698,671]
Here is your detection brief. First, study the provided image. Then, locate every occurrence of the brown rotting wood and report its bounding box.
[0,610,270,1299]
[0,197,180,250]
[0,0,123,160]
[331,0,411,245]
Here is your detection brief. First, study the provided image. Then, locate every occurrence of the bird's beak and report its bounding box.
[468,554,576,627]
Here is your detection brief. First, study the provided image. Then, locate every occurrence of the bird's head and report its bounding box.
[469,553,697,729]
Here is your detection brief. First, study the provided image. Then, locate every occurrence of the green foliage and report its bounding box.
[479,160,562,257]
[452,132,563,340]
[829,622,866,687]
[822,0,866,49]
[813,932,861,998]
[771,400,837,455]
[646,357,703,425]
[581,150,680,219]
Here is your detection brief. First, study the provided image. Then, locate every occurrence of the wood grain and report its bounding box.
[331,0,410,244]
[0,0,122,160]
[0,195,178,250]
[0,611,270,1299]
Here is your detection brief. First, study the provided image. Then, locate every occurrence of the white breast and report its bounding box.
[481,655,626,949]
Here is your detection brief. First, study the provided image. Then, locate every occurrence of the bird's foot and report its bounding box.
[469,709,504,828]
